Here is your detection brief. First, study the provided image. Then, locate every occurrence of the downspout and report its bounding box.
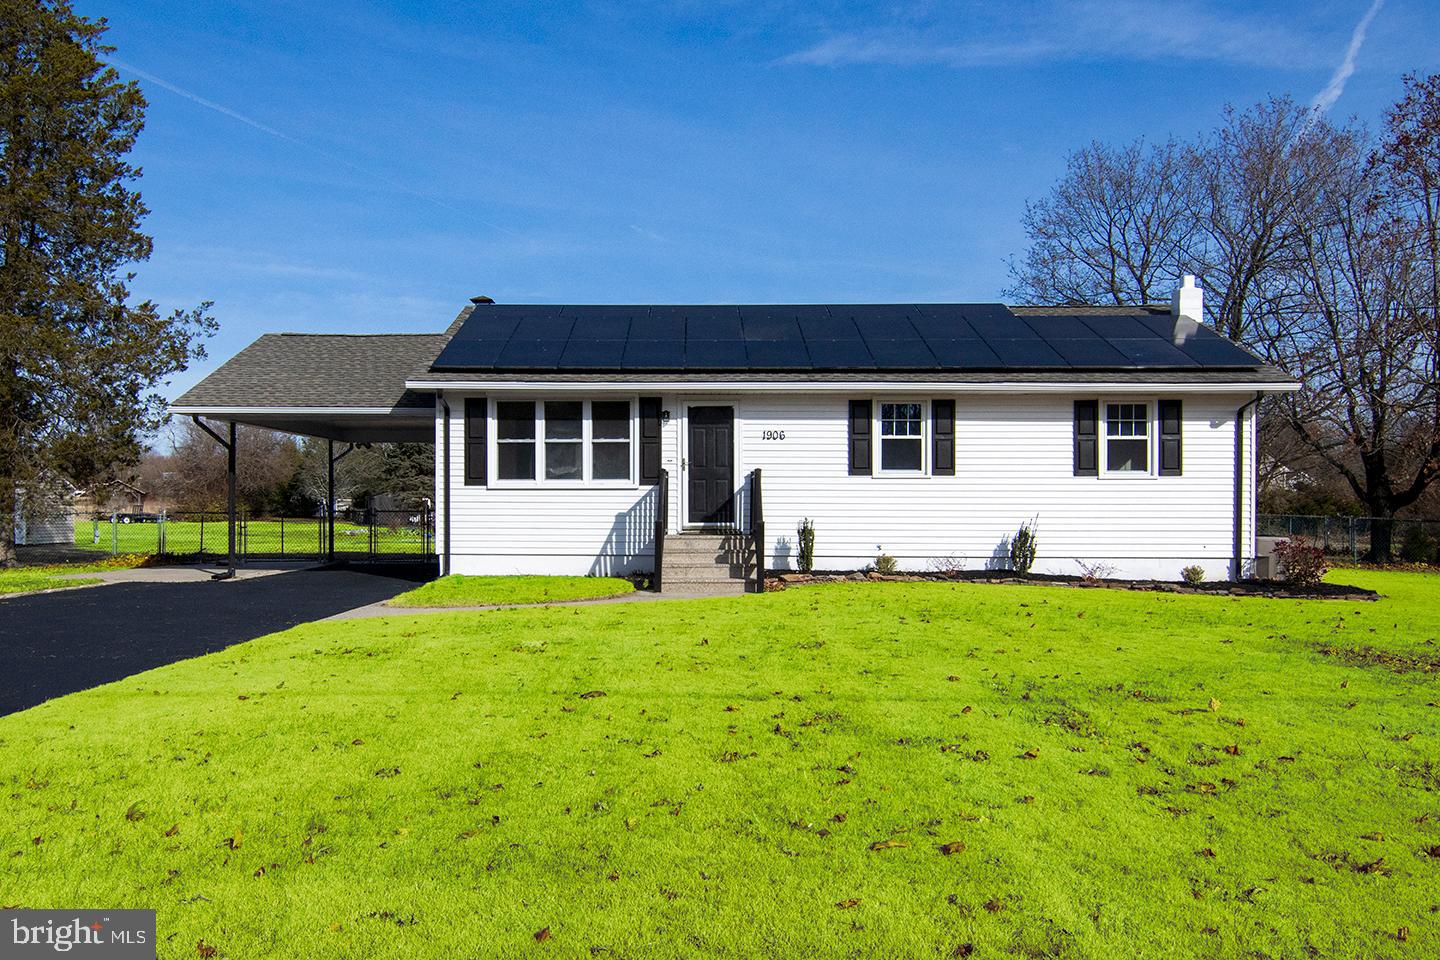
[1232,391,1262,580]
[439,392,452,577]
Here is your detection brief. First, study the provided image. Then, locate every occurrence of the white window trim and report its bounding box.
[487,396,640,489]
[874,398,929,477]
[1099,398,1157,479]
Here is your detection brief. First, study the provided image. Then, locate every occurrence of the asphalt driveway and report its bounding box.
[0,565,429,716]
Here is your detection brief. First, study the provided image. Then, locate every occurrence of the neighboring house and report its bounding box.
[15,492,76,546]
[74,478,149,517]
[172,277,1297,588]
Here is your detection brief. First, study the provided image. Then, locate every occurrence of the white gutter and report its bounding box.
[405,379,1301,395]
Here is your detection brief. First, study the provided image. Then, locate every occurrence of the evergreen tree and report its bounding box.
[0,0,212,564]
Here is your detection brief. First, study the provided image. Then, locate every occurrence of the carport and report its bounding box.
[170,329,450,577]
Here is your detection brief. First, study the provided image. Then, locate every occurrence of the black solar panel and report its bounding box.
[559,339,627,367]
[745,339,812,368]
[428,302,1268,372]
[805,339,876,368]
[924,338,1003,368]
[1045,338,1129,367]
[865,339,938,367]
[621,339,685,368]
[683,340,748,368]
[495,338,565,368]
[988,339,1068,366]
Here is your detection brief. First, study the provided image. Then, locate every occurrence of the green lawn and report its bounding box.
[388,574,635,607]
[71,518,427,557]
[2,570,1438,958]
[0,556,146,595]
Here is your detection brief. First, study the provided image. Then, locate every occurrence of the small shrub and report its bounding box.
[1273,537,1327,586]
[874,551,898,575]
[1180,565,1206,584]
[926,554,965,574]
[1076,560,1114,582]
[1398,525,1437,564]
[1009,520,1038,574]
[796,518,816,573]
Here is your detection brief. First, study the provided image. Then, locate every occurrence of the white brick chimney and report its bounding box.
[1171,274,1203,322]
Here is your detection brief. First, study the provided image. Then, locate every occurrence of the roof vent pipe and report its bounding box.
[1171,275,1202,322]
[470,295,495,304]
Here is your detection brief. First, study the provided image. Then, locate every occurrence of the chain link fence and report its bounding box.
[1259,513,1440,562]
[16,508,434,566]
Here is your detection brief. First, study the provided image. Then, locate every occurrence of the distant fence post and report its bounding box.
[110,514,117,555]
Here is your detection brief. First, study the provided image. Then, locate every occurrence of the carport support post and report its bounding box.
[327,439,335,562]
[190,416,238,581]
[226,421,237,578]
[326,441,355,562]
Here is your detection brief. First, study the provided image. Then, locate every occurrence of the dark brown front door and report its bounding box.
[687,406,734,525]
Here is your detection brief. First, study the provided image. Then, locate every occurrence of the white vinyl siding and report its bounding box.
[437,390,1254,579]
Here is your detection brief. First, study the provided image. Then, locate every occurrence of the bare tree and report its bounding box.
[167,420,304,514]
[1261,121,1438,558]
[1188,97,1358,342]
[1005,138,1196,305]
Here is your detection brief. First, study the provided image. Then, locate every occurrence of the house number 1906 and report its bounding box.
[761,429,786,440]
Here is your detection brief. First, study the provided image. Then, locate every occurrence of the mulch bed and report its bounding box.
[767,569,1379,600]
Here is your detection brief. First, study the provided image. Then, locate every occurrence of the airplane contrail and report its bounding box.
[107,57,512,231]
[1311,0,1385,113]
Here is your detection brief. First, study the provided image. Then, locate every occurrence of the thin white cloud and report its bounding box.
[1311,0,1385,113]
[109,57,302,144]
[779,0,1318,70]
[106,57,513,232]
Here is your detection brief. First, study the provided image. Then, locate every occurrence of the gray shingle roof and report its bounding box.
[174,333,448,410]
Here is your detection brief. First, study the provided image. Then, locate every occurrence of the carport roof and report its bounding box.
[171,328,455,442]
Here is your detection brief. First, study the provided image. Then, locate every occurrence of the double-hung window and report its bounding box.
[493,399,636,484]
[878,401,924,473]
[1104,402,1149,474]
[496,401,538,481]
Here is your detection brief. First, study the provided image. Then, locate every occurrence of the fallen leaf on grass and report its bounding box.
[1020,748,1039,760]
[952,945,974,958]
[1223,744,1240,756]
[983,898,1005,913]
[579,691,606,699]
[1360,832,1385,842]
[835,898,861,909]
[196,941,217,958]
[1423,845,1440,858]
[869,839,909,851]
[1355,857,1390,875]
[946,675,961,682]
[534,926,552,942]
[961,705,972,714]
[1198,848,1216,858]
[224,829,243,850]
[938,841,966,855]
[164,824,179,837]
[1209,698,1221,712]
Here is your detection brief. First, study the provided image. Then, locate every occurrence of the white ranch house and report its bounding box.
[173,279,1296,591]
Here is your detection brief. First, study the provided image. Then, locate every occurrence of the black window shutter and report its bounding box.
[1159,399,1183,476]
[639,396,662,485]
[932,399,955,475]
[848,400,872,476]
[463,397,487,486]
[1073,400,1098,476]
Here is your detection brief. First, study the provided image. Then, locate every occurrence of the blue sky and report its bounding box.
[79,0,1440,400]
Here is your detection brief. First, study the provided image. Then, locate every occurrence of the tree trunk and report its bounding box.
[0,478,17,567]
[1367,511,1395,563]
